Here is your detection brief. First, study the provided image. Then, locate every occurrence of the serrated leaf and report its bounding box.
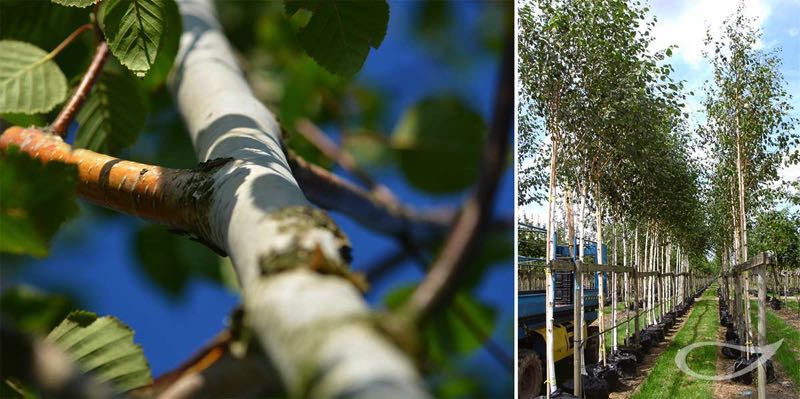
[51,0,97,7]
[142,0,180,90]
[0,40,68,114]
[384,286,497,365]
[99,0,166,77]
[285,0,389,76]
[47,311,152,393]
[391,96,486,193]
[74,63,147,155]
[0,147,79,258]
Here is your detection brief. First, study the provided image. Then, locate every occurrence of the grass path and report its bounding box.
[631,287,718,399]
[749,299,800,386]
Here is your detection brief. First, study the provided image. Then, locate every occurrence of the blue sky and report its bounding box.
[519,0,800,221]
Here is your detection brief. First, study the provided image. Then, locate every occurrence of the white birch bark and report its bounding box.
[612,224,617,352]
[169,1,426,397]
[578,184,587,375]
[595,203,605,364]
[544,136,558,396]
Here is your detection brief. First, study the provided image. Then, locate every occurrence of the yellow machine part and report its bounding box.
[533,322,586,363]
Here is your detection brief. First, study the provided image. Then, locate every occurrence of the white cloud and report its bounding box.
[648,0,772,67]
[788,27,799,36]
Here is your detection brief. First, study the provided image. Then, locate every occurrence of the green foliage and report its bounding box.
[141,0,181,90]
[0,147,79,258]
[51,0,97,7]
[462,229,514,289]
[342,131,391,168]
[391,96,486,194]
[47,311,152,393]
[74,62,147,155]
[0,113,47,128]
[701,5,797,261]
[0,0,88,54]
[518,0,707,257]
[749,208,800,270]
[0,0,92,81]
[0,40,68,114]
[134,224,234,297]
[99,0,168,77]
[0,286,78,335]
[285,0,389,76]
[384,286,497,367]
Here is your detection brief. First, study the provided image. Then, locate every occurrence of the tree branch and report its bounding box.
[51,40,109,137]
[405,35,513,321]
[0,126,448,251]
[1,126,221,247]
[287,150,451,241]
[167,0,427,397]
[294,118,395,203]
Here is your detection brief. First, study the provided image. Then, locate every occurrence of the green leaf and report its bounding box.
[1,113,47,127]
[2,379,37,399]
[0,147,79,258]
[0,286,78,335]
[134,225,233,296]
[74,62,147,155]
[0,40,68,114]
[141,0,181,90]
[99,0,166,77]
[285,0,389,76]
[47,311,152,393]
[391,96,486,193]
[384,286,497,365]
[0,1,87,50]
[461,230,513,289]
[51,0,97,7]
[342,131,391,168]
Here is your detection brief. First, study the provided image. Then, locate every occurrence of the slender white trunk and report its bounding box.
[579,184,587,375]
[169,1,425,396]
[623,230,629,339]
[595,201,605,365]
[644,229,650,325]
[612,224,618,352]
[544,127,559,396]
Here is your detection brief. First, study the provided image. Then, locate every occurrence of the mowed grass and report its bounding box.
[631,287,718,399]
[783,298,799,311]
[749,299,800,386]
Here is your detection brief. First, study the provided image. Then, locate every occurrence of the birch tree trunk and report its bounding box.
[544,122,559,397]
[612,224,618,352]
[167,1,426,397]
[565,191,581,397]
[578,184,587,375]
[595,199,606,365]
